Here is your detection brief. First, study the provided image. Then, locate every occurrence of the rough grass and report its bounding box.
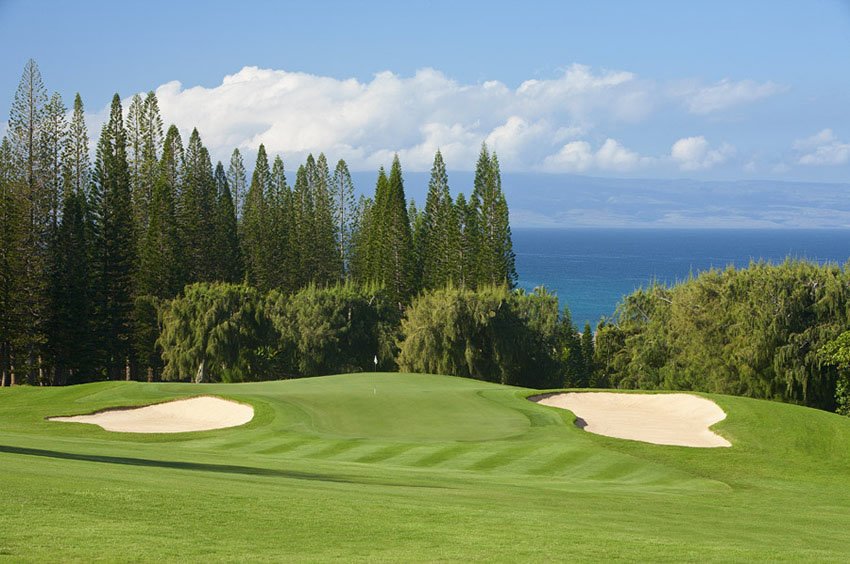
[1,373,849,561]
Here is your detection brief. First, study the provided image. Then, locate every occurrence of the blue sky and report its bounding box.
[1,0,849,182]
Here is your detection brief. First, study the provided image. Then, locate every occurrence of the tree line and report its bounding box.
[149,281,595,390]
[0,59,527,386]
[594,260,850,414]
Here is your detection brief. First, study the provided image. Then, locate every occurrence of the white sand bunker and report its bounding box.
[49,396,254,433]
[532,392,731,448]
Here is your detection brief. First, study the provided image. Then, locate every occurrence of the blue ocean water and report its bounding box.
[514,229,850,326]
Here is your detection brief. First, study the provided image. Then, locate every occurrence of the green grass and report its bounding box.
[2,373,850,561]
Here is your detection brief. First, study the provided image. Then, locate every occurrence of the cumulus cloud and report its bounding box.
[795,129,850,165]
[78,64,787,174]
[542,138,647,173]
[113,64,658,171]
[670,136,735,170]
[678,78,784,114]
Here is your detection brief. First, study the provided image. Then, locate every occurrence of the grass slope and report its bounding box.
[1,373,850,561]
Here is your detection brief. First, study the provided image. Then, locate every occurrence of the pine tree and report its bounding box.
[62,94,90,201]
[39,92,69,384]
[91,94,135,380]
[212,162,243,283]
[380,155,414,305]
[331,159,355,278]
[581,322,596,386]
[471,144,516,287]
[48,186,92,384]
[9,59,49,383]
[293,160,316,287]
[133,92,163,245]
[178,129,217,282]
[348,194,373,283]
[456,192,481,289]
[227,148,247,220]
[241,144,271,290]
[39,92,66,232]
[137,131,183,299]
[313,153,341,285]
[421,149,461,289]
[0,137,26,386]
[126,93,144,217]
[268,155,294,291]
[409,198,425,292]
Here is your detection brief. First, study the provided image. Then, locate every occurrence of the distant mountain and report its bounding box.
[352,171,850,229]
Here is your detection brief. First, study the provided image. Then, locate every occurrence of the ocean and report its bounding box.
[513,228,850,326]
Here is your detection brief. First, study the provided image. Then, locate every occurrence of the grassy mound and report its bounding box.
[2,373,850,560]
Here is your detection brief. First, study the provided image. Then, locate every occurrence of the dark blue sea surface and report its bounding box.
[514,229,850,326]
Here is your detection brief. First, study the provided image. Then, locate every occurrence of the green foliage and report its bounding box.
[266,282,398,377]
[158,282,274,382]
[818,330,850,416]
[597,261,849,410]
[397,285,564,388]
[132,294,161,382]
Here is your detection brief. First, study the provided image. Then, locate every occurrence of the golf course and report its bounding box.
[2,372,850,561]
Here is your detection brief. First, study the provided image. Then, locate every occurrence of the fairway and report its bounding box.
[2,373,850,561]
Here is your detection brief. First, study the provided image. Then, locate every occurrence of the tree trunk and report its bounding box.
[125,357,131,381]
[147,366,154,383]
[195,360,205,383]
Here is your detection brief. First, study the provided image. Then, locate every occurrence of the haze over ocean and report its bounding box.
[514,228,850,325]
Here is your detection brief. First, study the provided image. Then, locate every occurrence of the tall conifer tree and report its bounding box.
[62,94,90,200]
[471,144,516,287]
[178,129,217,282]
[0,137,25,386]
[241,144,271,290]
[268,155,293,291]
[421,149,460,289]
[213,162,243,283]
[313,153,341,285]
[293,160,316,287]
[137,130,183,299]
[91,94,135,379]
[381,155,414,305]
[331,159,355,277]
[9,59,49,383]
[227,148,247,220]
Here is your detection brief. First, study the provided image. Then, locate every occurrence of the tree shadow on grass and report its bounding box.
[0,444,444,489]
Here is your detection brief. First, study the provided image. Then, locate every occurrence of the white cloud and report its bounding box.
[78,64,791,174]
[542,138,648,173]
[107,64,658,171]
[795,129,850,165]
[670,136,735,170]
[679,78,784,114]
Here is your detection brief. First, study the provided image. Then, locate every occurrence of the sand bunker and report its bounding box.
[49,396,254,433]
[531,392,731,447]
